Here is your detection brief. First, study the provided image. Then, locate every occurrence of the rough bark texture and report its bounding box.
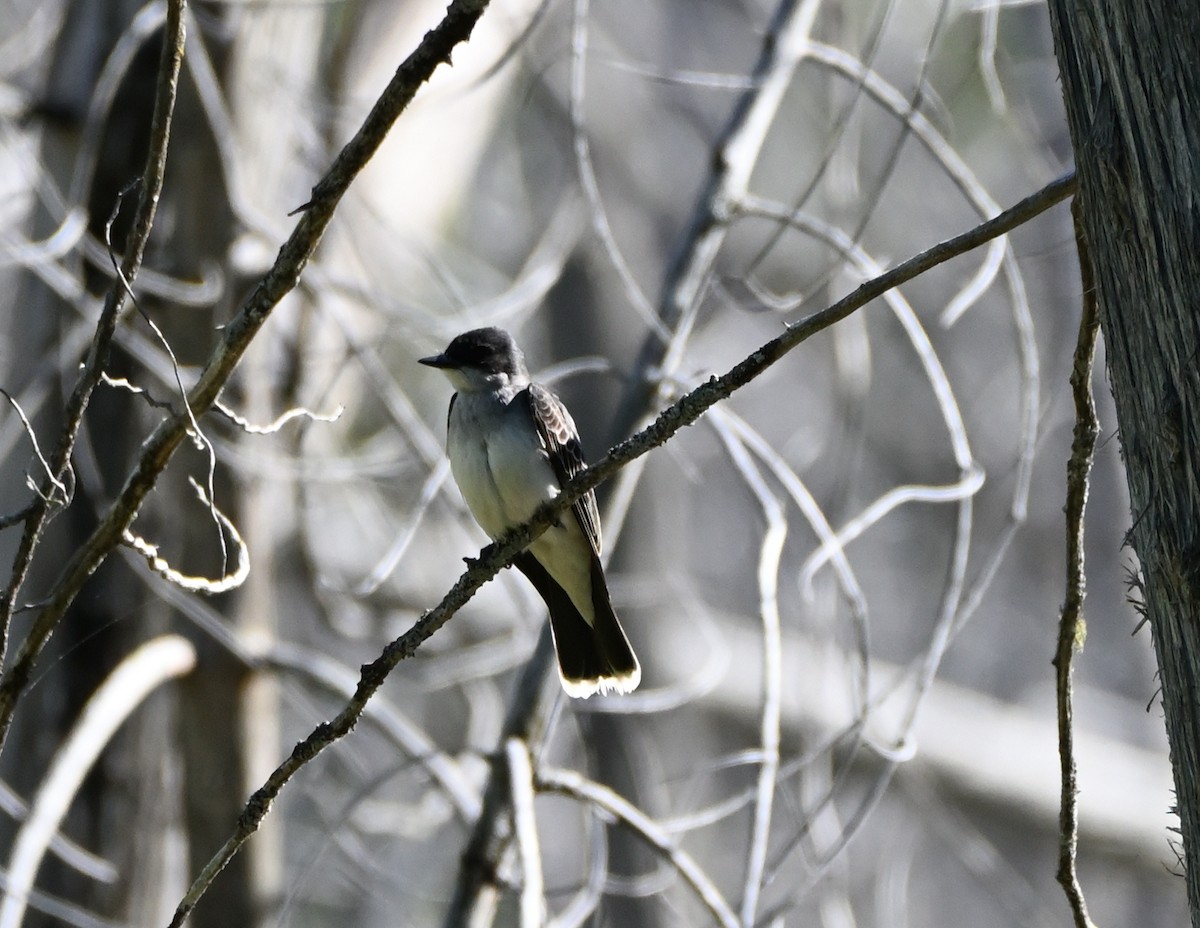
[1045,1,1200,920]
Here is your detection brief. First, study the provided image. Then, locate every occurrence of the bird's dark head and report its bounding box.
[419,327,528,389]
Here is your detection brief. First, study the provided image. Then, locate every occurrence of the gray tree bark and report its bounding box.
[1045,2,1200,921]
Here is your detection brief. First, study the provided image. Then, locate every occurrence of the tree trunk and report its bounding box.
[1045,2,1200,920]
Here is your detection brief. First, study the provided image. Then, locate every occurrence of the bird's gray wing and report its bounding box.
[518,383,602,557]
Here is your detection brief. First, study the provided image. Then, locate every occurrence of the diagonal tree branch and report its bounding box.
[0,0,186,667]
[165,170,1075,928]
[612,0,822,438]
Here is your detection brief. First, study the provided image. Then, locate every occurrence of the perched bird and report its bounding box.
[420,327,640,697]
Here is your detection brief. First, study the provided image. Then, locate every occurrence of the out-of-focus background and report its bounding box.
[0,0,1181,925]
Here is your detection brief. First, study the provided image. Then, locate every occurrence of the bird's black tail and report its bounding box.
[513,553,640,698]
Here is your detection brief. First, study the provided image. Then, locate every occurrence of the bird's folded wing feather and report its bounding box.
[519,383,603,557]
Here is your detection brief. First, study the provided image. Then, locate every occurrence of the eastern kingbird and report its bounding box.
[420,327,640,698]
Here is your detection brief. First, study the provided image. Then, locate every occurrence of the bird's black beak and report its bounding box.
[419,352,454,369]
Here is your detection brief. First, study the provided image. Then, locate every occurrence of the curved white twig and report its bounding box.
[506,739,545,928]
[708,415,785,926]
[536,767,740,928]
[0,636,196,928]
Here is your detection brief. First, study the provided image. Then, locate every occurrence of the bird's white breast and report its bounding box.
[447,390,559,540]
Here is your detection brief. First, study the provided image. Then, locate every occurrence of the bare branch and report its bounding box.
[0,0,186,667]
[440,630,561,928]
[115,242,230,576]
[800,469,986,590]
[709,416,786,925]
[536,767,740,928]
[506,739,545,928]
[0,388,70,526]
[613,0,824,437]
[708,405,871,715]
[0,636,196,928]
[568,0,663,338]
[0,781,117,884]
[1053,197,1100,928]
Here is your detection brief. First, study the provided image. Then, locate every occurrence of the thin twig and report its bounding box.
[0,0,186,667]
[536,767,740,928]
[439,630,560,928]
[0,0,497,755]
[1053,196,1100,928]
[506,738,545,928]
[113,249,229,575]
[568,0,661,337]
[709,418,785,926]
[554,819,608,928]
[213,399,342,435]
[0,388,69,514]
[122,478,250,594]
[711,404,872,711]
